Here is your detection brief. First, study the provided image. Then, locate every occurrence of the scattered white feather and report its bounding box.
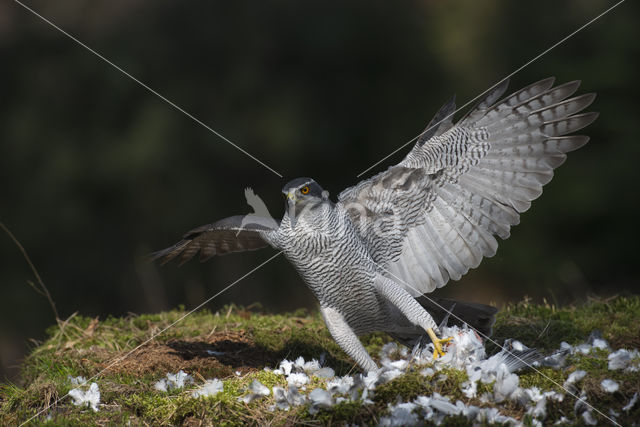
[327,375,354,394]
[360,387,373,404]
[475,406,519,425]
[608,349,635,370]
[565,369,587,385]
[379,402,418,426]
[521,387,548,418]
[286,372,310,387]
[314,367,335,378]
[238,379,271,403]
[275,359,294,376]
[528,418,543,427]
[294,356,326,375]
[380,342,400,360]
[304,359,322,372]
[309,388,332,405]
[308,388,333,414]
[69,382,100,412]
[493,364,519,403]
[362,370,379,390]
[381,358,408,370]
[287,385,307,407]
[379,368,403,383]
[540,348,570,369]
[626,362,640,372]
[205,349,226,356]
[538,341,573,370]
[68,376,87,386]
[191,379,224,398]
[153,380,167,392]
[582,410,598,425]
[271,386,290,410]
[622,392,637,412]
[575,343,592,354]
[592,338,609,350]
[574,390,591,421]
[601,379,619,393]
[411,393,517,425]
[154,370,194,392]
[271,385,307,411]
[208,328,637,424]
[434,325,485,371]
[545,390,564,403]
[293,356,306,369]
[413,395,433,411]
[250,380,270,395]
[511,340,525,351]
[460,380,478,398]
[563,369,587,392]
[420,367,434,377]
[427,393,461,415]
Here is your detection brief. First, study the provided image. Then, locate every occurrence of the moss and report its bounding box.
[441,415,475,426]
[374,371,433,403]
[249,370,287,390]
[121,393,176,422]
[491,295,640,354]
[519,367,565,391]
[436,368,469,400]
[2,296,639,425]
[310,400,373,425]
[476,380,494,395]
[362,332,395,361]
[569,352,608,374]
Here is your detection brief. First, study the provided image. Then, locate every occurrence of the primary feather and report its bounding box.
[338,77,597,295]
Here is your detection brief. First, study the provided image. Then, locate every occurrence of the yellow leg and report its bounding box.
[426,328,452,359]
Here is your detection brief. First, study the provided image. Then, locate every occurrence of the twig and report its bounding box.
[54,311,78,352]
[0,221,59,320]
[536,321,551,342]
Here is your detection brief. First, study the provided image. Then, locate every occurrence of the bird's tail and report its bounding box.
[415,296,498,337]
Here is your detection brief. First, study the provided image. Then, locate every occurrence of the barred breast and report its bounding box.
[271,202,393,334]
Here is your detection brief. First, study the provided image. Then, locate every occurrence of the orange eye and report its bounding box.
[300,186,310,194]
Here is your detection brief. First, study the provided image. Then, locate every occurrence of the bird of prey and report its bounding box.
[152,78,597,372]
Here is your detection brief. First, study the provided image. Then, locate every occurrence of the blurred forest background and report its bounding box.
[1,0,638,382]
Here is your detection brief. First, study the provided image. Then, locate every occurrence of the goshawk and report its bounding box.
[152,78,597,372]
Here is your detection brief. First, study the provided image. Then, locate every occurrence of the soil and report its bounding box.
[99,330,282,379]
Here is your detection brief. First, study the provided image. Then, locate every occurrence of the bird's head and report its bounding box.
[282,177,329,227]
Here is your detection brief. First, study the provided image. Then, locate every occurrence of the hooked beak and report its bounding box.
[285,191,297,228]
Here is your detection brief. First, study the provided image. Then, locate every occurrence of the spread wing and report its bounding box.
[150,215,278,266]
[338,78,597,295]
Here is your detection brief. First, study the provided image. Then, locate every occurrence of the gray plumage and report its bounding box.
[152,78,597,371]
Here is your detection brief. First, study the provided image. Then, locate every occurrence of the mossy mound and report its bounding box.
[1,296,639,425]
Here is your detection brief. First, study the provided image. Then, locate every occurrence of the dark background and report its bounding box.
[1,0,638,382]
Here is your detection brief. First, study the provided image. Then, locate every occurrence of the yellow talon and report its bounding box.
[426,328,452,359]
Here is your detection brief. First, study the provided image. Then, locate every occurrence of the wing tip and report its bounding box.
[149,240,192,266]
